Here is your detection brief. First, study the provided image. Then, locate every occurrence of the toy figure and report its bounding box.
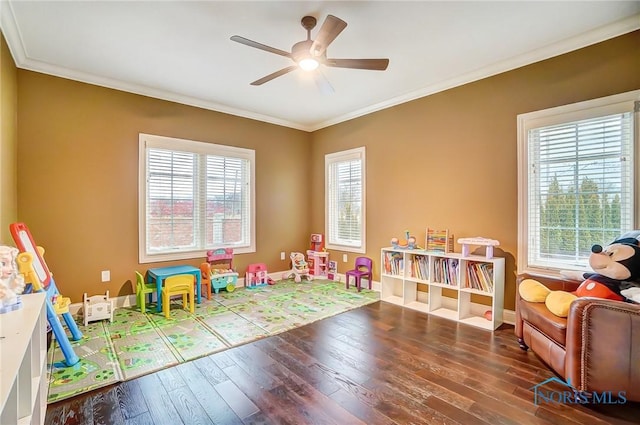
[391,230,420,249]
[519,231,640,317]
[0,245,26,313]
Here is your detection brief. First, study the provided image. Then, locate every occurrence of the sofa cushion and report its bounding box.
[519,278,551,302]
[517,299,568,347]
[545,290,577,318]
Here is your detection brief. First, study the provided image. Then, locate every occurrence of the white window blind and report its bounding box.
[139,134,255,263]
[518,91,639,275]
[325,147,366,253]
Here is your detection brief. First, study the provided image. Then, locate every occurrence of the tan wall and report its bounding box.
[17,71,311,301]
[0,33,18,245]
[310,31,640,310]
[12,31,640,311]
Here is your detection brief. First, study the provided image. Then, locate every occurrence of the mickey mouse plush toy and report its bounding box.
[519,231,640,317]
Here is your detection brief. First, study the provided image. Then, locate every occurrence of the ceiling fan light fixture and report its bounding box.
[231,14,389,87]
[299,58,319,71]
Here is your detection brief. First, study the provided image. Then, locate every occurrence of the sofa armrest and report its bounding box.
[565,298,640,400]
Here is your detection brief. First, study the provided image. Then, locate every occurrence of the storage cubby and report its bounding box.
[0,292,47,425]
[380,247,504,330]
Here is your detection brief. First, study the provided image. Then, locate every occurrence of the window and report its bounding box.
[139,134,255,263]
[517,91,639,276]
[325,147,366,253]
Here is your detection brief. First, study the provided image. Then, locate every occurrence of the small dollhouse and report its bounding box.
[245,263,270,288]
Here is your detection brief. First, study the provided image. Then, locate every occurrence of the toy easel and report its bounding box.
[10,222,82,366]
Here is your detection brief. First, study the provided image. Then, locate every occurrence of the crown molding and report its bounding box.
[308,13,640,131]
[2,4,638,133]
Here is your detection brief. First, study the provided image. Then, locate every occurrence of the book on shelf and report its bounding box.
[465,261,494,292]
[425,228,454,253]
[411,255,429,281]
[383,251,404,276]
[432,257,459,286]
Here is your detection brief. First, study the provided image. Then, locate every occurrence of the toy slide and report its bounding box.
[10,222,82,366]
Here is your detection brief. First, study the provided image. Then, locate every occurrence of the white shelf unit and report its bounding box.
[380,248,504,330]
[0,293,48,425]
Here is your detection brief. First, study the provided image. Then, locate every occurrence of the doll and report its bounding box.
[0,245,25,311]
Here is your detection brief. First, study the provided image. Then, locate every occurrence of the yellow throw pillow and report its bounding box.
[518,279,551,303]
[545,291,578,318]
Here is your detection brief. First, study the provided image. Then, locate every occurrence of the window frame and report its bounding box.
[138,133,255,263]
[517,90,640,277]
[325,147,366,254]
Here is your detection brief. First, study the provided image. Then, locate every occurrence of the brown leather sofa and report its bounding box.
[515,273,640,401]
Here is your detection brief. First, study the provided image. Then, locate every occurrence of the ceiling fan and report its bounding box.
[230,15,389,91]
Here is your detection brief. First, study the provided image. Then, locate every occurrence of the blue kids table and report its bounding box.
[147,265,201,312]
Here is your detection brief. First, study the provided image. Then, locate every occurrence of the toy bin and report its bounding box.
[210,271,238,294]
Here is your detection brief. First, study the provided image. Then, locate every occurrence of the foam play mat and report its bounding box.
[46,279,379,403]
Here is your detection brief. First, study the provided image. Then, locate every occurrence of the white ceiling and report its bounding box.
[1,1,639,132]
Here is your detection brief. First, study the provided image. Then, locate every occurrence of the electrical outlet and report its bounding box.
[280,251,286,260]
[101,270,110,282]
[343,254,348,263]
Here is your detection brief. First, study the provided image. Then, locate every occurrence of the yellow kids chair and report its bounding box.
[135,271,156,314]
[162,274,195,319]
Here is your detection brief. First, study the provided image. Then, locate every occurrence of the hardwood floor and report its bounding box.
[44,301,640,425]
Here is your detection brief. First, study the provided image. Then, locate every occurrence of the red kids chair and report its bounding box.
[345,256,373,292]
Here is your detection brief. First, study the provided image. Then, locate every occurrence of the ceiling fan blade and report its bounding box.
[313,70,334,95]
[250,66,298,86]
[230,35,291,58]
[310,15,347,57]
[325,58,389,71]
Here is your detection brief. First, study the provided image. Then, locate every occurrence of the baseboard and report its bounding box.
[502,309,515,325]
[69,270,285,315]
[68,274,515,325]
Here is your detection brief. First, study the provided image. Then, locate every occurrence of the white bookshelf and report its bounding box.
[0,293,47,425]
[380,248,504,330]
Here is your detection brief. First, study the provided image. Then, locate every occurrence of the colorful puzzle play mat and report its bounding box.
[46,279,379,403]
